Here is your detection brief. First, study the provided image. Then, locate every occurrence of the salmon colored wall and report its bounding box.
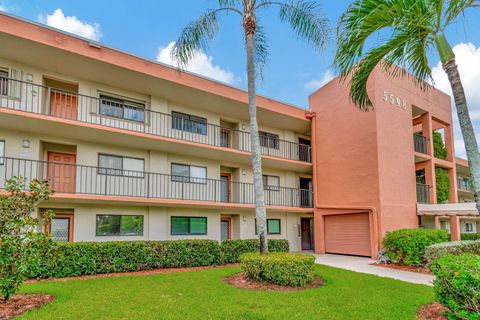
[309,67,453,257]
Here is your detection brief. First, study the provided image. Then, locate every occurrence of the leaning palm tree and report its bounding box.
[335,0,480,213]
[173,0,328,253]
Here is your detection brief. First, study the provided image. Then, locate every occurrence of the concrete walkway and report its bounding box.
[313,254,434,286]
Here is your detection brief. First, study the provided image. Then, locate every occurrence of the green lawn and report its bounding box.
[19,265,433,320]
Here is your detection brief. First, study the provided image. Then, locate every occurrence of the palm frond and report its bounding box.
[277,0,330,51]
[172,9,222,69]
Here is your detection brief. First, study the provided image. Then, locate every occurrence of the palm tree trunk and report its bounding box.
[443,59,480,213]
[245,31,268,254]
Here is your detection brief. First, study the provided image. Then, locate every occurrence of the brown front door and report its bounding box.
[324,213,371,257]
[47,152,76,193]
[221,218,232,241]
[301,218,313,250]
[50,90,78,120]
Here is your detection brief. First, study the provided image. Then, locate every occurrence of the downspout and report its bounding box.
[305,111,379,257]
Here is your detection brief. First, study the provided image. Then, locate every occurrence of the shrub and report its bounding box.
[431,254,480,320]
[0,177,53,301]
[436,167,450,203]
[425,240,480,267]
[220,239,289,264]
[462,233,480,241]
[382,228,449,266]
[240,252,315,287]
[433,130,448,160]
[28,238,291,279]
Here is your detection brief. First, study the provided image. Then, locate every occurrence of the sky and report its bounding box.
[0,0,479,157]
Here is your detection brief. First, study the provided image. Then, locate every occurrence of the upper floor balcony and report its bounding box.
[416,183,431,204]
[0,156,313,209]
[0,77,311,163]
[457,178,473,192]
[413,133,428,154]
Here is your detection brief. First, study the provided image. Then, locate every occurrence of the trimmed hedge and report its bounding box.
[240,252,315,287]
[382,229,449,266]
[425,240,480,267]
[220,239,289,264]
[462,233,480,241]
[28,239,290,279]
[431,254,480,320]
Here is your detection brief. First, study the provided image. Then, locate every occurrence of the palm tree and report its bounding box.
[173,0,328,253]
[335,0,480,213]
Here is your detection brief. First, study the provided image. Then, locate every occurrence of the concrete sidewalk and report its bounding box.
[313,254,434,286]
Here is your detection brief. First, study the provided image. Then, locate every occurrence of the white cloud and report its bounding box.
[156,41,236,84]
[304,69,335,91]
[38,9,101,41]
[432,42,480,158]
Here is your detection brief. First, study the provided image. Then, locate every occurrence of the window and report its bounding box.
[255,218,282,234]
[465,222,474,233]
[171,216,207,235]
[263,175,280,191]
[171,163,207,183]
[0,140,4,165]
[259,131,279,149]
[96,215,144,236]
[98,154,144,178]
[172,111,207,135]
[99,95,145,122]
[0,69,8,96]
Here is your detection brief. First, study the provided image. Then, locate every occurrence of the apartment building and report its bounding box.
[0,13,314,251]
[1,13,477,258]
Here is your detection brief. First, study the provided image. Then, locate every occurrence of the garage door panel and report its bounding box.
[325,213,371,256]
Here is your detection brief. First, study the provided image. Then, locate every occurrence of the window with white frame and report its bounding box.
[465,222,474,233]
[0,140,4,165]
[99,94,145,122]
[259,131,280,149]
[171,163,207,183]
[98,154,144,177]
[171,111,207,135]
[263,175,280,191]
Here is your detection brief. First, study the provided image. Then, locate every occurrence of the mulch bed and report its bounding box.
[417,303,448,320]
[224,273,324,291]
[0,294,55,320]
[27,264,239,283]
[372,263,432,275]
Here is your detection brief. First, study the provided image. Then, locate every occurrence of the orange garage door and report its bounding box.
[324,213,371,257]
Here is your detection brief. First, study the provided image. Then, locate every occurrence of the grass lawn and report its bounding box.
[19,265,434,320]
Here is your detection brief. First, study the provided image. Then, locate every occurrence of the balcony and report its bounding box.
[413,133,428,154]
[0,77,311,163]
[457,178,473,192]
[0,157,313,208]
[416,183,431,204]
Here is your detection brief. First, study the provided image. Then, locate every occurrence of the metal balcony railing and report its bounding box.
[0,77,311,163]
[413,133,428,154]
[457,178,473,192]
[0,157,313,208]
[416,183,431,204]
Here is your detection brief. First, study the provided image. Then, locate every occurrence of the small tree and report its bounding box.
[436,167,450,203]
[0,177,53,302]
[432,131,447,160]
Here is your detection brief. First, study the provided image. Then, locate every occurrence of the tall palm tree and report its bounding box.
[335,0,480,213]
[173,0,328,253]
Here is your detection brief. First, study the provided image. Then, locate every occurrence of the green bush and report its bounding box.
[436,167,450,203]
[433,130,448,160]
[462,233,480,241]
[425,240,480,267]
[220,239,289,264]
[240,252,315,287]
[382,229,450,266]
[431,254,480,320]
[28,239,291,279]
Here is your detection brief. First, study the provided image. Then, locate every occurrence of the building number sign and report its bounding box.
[383,91,407,110]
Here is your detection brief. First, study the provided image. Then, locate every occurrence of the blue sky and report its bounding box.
[1,0,479,156]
